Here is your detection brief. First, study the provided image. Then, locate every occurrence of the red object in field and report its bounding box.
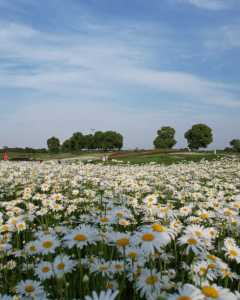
[3,152,9,161]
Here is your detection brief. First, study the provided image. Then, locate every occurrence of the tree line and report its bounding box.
[153,123,240,152]
[47,131,123,153]
[1,124,239,154]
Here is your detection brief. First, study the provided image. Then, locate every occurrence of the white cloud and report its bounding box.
[222,25,240,47]
[204,23,240,53]
[177,0,236,10]
[0,22,239,108]
[0,21,239,148]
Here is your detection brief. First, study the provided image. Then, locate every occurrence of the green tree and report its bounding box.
[62,130,124,151]
[153,126,176,149]
[61,139,71,152]
[83,134,95,150]
[102,131,123,150]
[113,132,123,150]
[94,131,105,150]
[184,124,213,150]
[47,136,61,153]
[69,132,84,151]
[230,139,240,152]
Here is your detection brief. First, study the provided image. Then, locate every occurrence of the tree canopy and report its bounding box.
[47,137,61,153]
[230,139,240,152]
[153,126,177,149]
[184,124,213,150]
[61,130,123,152]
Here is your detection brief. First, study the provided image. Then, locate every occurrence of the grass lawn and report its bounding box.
[0,151,103,161]
[109,152,229,165]
[1,150,237,165]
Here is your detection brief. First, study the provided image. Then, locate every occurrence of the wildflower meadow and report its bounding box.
[0,158,240,300]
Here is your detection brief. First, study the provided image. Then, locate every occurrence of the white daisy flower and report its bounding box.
[35,261,54,280]
[37,234,60,255]
[53,254,77,278]
[178,234,204,255]
[135,226,171,255]
[16,279,46,299]
[110,260,125,274]
[136,268,161,298]
[64,225,98,249]
[85,289,118,300]
[201,284,237,300]
[90,258,112,278]
[168,284,204,300]
[24,241,39,256]
[108,232,131,249]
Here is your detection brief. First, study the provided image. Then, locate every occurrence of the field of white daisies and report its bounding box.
[1,158,240,300]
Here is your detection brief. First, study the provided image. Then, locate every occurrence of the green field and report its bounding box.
[0,151,103,161]
[1,150,237,165]
[109,151,230,165]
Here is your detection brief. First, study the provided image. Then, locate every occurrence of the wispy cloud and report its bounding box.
[0,22,239,108]
[204,24,240,51]
[0,11,239,149]
[177,0,237,10]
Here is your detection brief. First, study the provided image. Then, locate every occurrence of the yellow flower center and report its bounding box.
[116,238,129,247]
[200,267,207,275]
[42,266,50,273]
[100,265,108,271]
[100,217,109,223]
[145,275,158,285]
[42,240,53,249]
[207,255,217,261]
[202,286,219,298]
[177,297,191,300]
[25,285,34,293]
[151,224,166,232]
[115,264,123,270]
[116,212,124,218]
[29,245,37,252]
[18,224,25,230]
[229,249,238,257]
[208,263,216,270]
[74,234,87,241]
[200,213,209,219]
[148,197,154,203]
[195,230,202,237]
[106,282,113,289]
[142,233,155,242]
[57,263,65,270]
[221,268,230,277]
[224,210,233,216]
[128,252,137,260]
[187,238,197,245]
[2,225,9,232]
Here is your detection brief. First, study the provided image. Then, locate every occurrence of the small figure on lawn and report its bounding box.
[3,152,9,161]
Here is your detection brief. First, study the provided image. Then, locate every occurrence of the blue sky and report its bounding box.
[0,0,239,149]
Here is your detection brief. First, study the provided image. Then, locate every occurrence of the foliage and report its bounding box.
[0,148,47,153]
[62,131,123,152]
[153,126,176,149]
[230,139,240,152]
[47,136,61,153]
[184,124,213,150]
[101,131,123,150]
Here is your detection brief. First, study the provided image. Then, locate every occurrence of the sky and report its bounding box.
[0,0,239,149]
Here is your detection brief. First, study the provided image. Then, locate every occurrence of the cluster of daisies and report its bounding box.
[0,157,240,299]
